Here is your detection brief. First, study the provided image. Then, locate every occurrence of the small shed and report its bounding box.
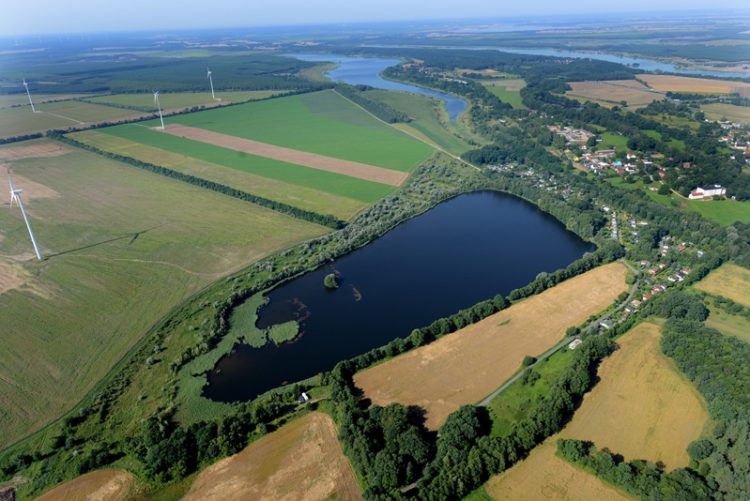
[568,339,583,350]
[298,392,310,405]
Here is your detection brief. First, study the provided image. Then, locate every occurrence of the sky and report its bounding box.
[2,0,748,36]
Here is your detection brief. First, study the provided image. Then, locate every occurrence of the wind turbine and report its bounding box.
[23,79,37,113]
[8,173,43,261]
[207,68,218,101]
[153,91,165,130]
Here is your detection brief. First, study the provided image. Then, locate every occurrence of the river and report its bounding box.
[288,53,468,121]
[204,191,595,402]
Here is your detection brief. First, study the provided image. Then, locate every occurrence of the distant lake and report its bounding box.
[288,53,468,121]
[204,191,595,402]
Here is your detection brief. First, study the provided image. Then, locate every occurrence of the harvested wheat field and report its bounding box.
[183,412,362,501]
[485,322,708,500]
[162,124,408,186]
[485,440,633,501]
[638,74,750,94]
[355,262,628,429]
[34,469,135,501]
[0,166,59,205]
[695,262,750,308]
[562,322,708,468]
[0,261,26,295]
[0,141,69,161]
[567,80,664,108]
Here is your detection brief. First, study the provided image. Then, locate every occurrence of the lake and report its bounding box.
[288,53,468,121]
[204,191,595,402]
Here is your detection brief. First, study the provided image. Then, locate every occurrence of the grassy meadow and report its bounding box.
[701,103,750,124]
[366,89,475,155]
[483,79,527,109]
[0,140,327,445]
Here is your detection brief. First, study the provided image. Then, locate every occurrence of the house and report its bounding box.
[298,392,310,405]
[599,320,613,330]
[568,339,583,350]
[689,185,726,200]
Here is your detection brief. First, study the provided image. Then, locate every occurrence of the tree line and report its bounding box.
[334,85,411,123]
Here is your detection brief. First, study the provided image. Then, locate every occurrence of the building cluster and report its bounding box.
[688,184,727,200]
[719,128,750,166]
[549,125,593,144]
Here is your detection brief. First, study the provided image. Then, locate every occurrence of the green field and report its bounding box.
[487,348,575,437]
[598,132,629,150]
[97,124,395,203]
[85,90,284,111]
[483,79,527,109]
[366,89,474,155]
[607,177,750,225]
[0,140,326,445]
[70,130,367,220]
[0,101,138,137]
[148,90,434,171]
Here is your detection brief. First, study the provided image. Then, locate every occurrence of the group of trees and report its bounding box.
[557,438,711,499]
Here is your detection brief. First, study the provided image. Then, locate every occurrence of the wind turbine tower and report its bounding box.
[8,174,43,261]
[23,79,37,113]
[207,68,218,101]
[153,91,165,130]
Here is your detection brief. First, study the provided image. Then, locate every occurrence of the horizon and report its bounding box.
[2,1,750,37]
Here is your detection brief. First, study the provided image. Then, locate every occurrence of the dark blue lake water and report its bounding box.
[204,191,595,402]
[288,53,468,121]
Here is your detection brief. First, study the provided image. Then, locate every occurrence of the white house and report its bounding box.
[689,185,726,200]
[568,339,583,350]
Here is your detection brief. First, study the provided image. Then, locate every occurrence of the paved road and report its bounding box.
[477,260,641,407]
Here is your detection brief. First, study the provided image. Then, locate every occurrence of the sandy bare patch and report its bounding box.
[354,263,628,429]
[184,412,362,501]
[162,124,407,186]
[34,469,135,501]
[0,142,70,161]
[0,165,59,205]
[0,261,26,295]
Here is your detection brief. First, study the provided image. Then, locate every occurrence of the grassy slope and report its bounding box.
[706,307,750,344]
[365,89,473,155]
[98,124,394,203]
[701,103,750,124]
[153,90,434,171]
[70,130,366,220]
[483,80,527,109]
[0,141,326,445]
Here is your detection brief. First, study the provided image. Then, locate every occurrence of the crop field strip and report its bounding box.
[183,412,362,501]
[96,124,395,203]
[82,90,285,112]
[354,262,628,429]
[161,124,409,186]
[152,89,434,171]
[0,140,327,445]
[68,130,367,220]
[566,79,664,108]
[484,322,709,500]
